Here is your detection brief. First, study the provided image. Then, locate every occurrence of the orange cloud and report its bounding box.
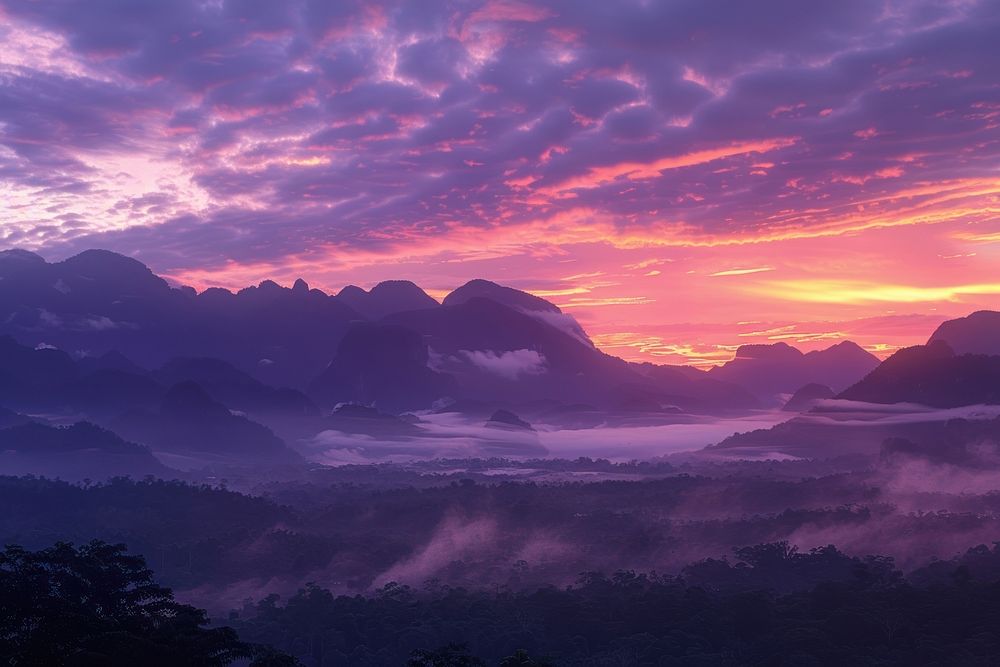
[709,267,775,277]
[537,138,799,195]
[750,280,1000,304]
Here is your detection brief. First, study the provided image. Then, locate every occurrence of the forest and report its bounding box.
[3,456,1000,664]
[6,534,1000,665]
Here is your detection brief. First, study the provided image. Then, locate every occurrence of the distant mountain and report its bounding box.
[445,279,559,313]
[486,409,534,431]
[928,310,1000,356]
[0,335,79,409]
[838,340,1000,408]
[444,279,591,345]
[630,363,760,411]
[709,413,903,458]
[783,384,835,412]
[0,249,361,387]
[385,296,642,408]
[78,350,148,376]
[0,334,324,425]
[320,404,423,437]
[309,322,456,413]
[154,357,318,419]
[334,280,439,319]
[880,417,1000,467]
[708,341,880,401]
[0,247,877,419]
[0,421,171,480]
[64,368,164,418]
[112,381,301,465]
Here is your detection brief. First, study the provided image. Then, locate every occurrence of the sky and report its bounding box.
[1,0,998,366]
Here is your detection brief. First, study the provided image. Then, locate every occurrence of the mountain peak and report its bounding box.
[0,249,46,265]
[61,249,147,272]
[444,279,561,313]
[782,383,834,412]
[370,280,438,303]
[929,310,1000,356]
[832,339,1000,408]
[334,280,438,319]
[486,409,535,431]
[337,284,366,298]
[371,279,422,291]
[58,250,168,293]
[733,342,803,361]
[257,279,283,291]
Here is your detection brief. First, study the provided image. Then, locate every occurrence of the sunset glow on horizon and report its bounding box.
[2,0,998,366]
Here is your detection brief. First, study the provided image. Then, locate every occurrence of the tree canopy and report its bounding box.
[0,540,294,666]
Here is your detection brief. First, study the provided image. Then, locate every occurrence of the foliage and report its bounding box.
[0,540,294,666]
[230,543,1000,666]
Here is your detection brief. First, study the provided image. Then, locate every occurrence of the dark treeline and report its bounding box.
[4,470,1000,596]
[7,539,1000,666]
[230,542,1000,666]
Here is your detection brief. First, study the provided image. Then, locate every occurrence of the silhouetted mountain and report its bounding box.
[783,383,835,412]
[0,248,46,275]
[334,280,438,319]
[928,310,1000,356]
[309,322,455,413]
[486,409,534,431]
[112,381,301,465]
[321,404,424,437]
[0,335,79,409]
[77,350,147,376]
[64,369,165,417]
[0,248,874,418]
[386,296,759,414]
[631,363,760,411]
[0,421,170,480]
[190,279,362,388]
[0,335,161,418]
[154,357,318,418]
[445,279,559,313]
[0,250,361,388]
[386,296,635,407]
[444,279,591,344]
[709,408,912,459]
[716,342,1000,458]
[708,341,880,401]
[880,417,1000,467]
[839,340,1000,407]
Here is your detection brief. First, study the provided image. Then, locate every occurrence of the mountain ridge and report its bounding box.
[0,248,886,416]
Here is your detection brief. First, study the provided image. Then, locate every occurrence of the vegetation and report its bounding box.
[0,540,293,665]
[232,543,1000,666]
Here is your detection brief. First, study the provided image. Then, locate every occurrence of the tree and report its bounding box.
[0,540,294,666]
[408,642,486,666]
[499,648,557,666]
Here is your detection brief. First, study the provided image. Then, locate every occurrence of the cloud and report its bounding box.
[710,267,775,277]
[2,0,998,364]
[459,348,547,379]
[0,0,993,264]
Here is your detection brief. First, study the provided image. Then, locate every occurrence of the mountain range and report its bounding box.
[0,248,880,417]
[707,312,1000,458]
[4,247,1000,469]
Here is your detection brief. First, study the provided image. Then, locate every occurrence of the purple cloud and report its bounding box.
[0,0,995,282]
